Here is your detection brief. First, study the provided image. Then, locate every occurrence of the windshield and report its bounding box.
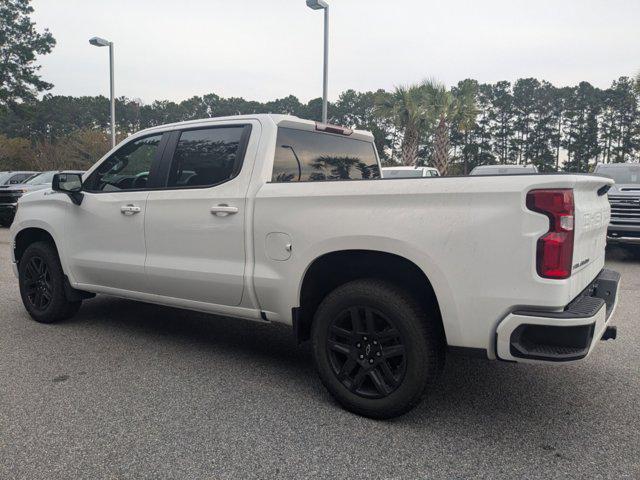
[26,171,56,185]
[595,165,640,184]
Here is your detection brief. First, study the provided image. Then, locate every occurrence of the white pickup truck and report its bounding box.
[10,114,620,418]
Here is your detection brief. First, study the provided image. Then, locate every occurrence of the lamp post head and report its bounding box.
[89,36,111,47]
[306,0,328,10]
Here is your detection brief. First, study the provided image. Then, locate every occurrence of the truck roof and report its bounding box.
[135,114,375,142]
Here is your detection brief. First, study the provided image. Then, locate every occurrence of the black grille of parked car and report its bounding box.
[608,194,640,227]
[0,191,22,204]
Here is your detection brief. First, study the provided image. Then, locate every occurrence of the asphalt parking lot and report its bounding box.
[0,227,638,480]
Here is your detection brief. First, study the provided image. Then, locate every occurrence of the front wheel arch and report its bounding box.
[14,228,93,302]
[18,240,82,323]
[14,227,57,265]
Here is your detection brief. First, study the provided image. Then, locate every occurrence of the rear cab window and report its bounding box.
[271,127,380,182]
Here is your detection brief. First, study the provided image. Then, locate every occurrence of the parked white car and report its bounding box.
[470,164,538,175]
[10,115,619,418]
[382,166,440,178]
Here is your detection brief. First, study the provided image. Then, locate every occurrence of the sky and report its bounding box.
[31,0,640,105]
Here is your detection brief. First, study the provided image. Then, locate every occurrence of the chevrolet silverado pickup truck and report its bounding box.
[10,114,620,418]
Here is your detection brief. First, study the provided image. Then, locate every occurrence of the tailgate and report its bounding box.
[569,177,613,296]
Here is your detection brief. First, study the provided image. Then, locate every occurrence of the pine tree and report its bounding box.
[563,83,601,172]
[0,0,56,107]
[490,81,515,164]
[608,77,638,163]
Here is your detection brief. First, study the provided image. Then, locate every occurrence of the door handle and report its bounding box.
[211,204,238,217]
[121,204,141,215]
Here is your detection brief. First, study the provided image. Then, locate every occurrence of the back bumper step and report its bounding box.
[496,268,620,363]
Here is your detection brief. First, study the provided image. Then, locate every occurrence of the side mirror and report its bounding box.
[52,173,84,205]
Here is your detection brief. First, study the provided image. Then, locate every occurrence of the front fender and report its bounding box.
[10,192,73,282]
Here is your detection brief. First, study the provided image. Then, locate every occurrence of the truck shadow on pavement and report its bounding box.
[67,294,617,434]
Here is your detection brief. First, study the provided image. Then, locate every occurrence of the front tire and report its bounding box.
[18,241,82,323]
[311,279,444,419]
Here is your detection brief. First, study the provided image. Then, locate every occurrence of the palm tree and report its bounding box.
[375,84,431,166]
[375,80,478,173]
[426,80,478,176]
[424,82,454,175]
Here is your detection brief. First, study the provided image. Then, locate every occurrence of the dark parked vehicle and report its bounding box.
[0,170,83,227]
[594,163,640,243]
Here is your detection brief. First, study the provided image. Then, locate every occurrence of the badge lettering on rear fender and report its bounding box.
[582,208,610,231]
[573,258,590,270]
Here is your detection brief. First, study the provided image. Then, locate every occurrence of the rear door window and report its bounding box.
[272,128,380,182]
[166,126,248,188]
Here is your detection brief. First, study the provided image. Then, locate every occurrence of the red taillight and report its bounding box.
[526,189,575,279]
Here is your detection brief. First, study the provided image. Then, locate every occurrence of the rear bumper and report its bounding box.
[607,225,640,244]
[496,269,620,363]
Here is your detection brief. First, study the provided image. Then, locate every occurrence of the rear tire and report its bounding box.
[311,279,444,419]
[18,241,82,323]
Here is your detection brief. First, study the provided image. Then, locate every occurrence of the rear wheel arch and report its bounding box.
[295,250,445,344]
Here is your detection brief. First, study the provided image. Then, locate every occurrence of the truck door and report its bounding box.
[144,122,256,307]
[64,133,168,293]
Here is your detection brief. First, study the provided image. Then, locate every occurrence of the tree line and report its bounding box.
[1,75,638,174]
[1,1,638,174]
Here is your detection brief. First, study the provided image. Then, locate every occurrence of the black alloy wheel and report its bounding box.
[312,279,445,419]
[327,306,407,399]
[23,255,53,311]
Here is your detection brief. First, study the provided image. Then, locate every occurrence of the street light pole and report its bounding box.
[322,5,328,124]
[89,36,116,148]
[108,42,115,148]
[306,0,329,124]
